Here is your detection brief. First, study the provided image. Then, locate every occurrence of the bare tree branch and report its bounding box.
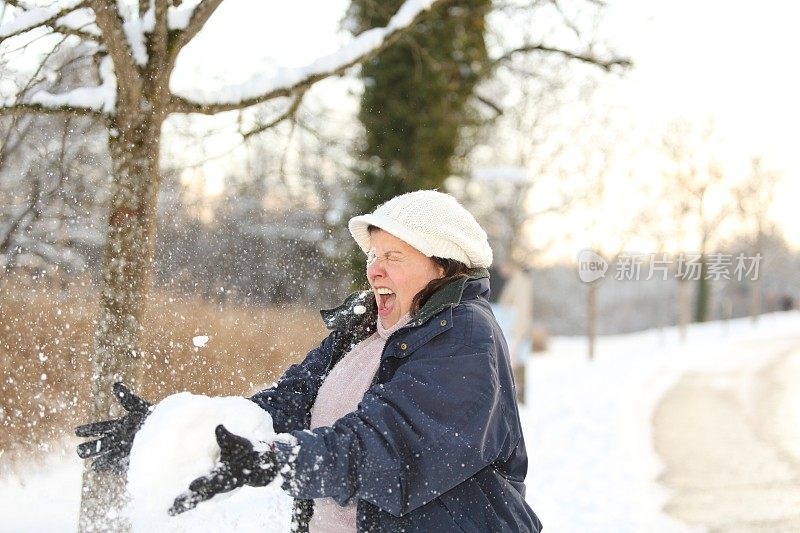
[0,169,42,259]
[7,52,115,115]
[0,115,32,170]
[52,8,101,42]
[151,0,169,69]
[241,93,305,140]
[0,0,86,41]
[85,0,141,102]
[170,0,442,114]
[550,0,582,39]
[51,23,100,42]
[494,43,632,71]
[0,101,105,118]
[1,29,108,118]
[474,93,504,118]
[167,0,224,70]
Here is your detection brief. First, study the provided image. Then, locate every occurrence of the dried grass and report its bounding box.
[0,284,326,472]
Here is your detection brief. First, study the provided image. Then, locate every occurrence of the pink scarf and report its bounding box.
[308,314,411,533]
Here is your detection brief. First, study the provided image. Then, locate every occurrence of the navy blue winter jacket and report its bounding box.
[251,271,543,532]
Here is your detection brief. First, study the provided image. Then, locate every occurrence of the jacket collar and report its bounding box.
[406,267,490,328]
[320,268,490,332]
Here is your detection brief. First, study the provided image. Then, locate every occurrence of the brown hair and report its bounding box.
[410,257,471,314]
[366,225,470,315]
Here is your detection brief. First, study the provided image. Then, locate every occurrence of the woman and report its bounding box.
[77,190,543,532]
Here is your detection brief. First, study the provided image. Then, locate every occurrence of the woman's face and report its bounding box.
[366,229,444,328]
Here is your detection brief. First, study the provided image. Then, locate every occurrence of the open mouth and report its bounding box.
[375,287,396,317]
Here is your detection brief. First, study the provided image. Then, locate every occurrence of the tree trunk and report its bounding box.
[694,254,710,323]
[750,230,763,324]
[750,278,761,324]
[78,117,163,532]
[678,279,689,341]
[587,282,597,360]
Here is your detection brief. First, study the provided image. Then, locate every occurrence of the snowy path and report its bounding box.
[518,312,800,533]
[653,337,800,532]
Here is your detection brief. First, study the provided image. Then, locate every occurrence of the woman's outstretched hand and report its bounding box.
[168,424,279,516]
[75,382,152,473]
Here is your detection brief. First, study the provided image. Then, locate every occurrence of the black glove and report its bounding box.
[168,424,279,516]
[75,382,152,473]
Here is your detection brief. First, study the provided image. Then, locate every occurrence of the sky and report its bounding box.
[597,0,800,247]
[166,0,800,258]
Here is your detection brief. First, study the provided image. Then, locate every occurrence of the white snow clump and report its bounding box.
[192,335,209,348]
[126,392,292,532]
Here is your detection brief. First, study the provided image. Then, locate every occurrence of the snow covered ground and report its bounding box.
[2,311,798,532]
[520,310,800,533]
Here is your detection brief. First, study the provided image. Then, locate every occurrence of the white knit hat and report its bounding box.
[348,190,493,268]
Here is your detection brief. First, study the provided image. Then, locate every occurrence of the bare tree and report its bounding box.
[1,1,446,528]
[733,155,780,323]
[576,142,614,360]
[0,116,104,273]
[662,121,732,329]
[1,47,108,282]
[567,115,651,359]
[447,0,630,369]
[461,0,629,268]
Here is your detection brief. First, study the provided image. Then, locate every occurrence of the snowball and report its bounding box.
[192,335,209,348]
[353,305,367,315]
[127,392,292,532]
